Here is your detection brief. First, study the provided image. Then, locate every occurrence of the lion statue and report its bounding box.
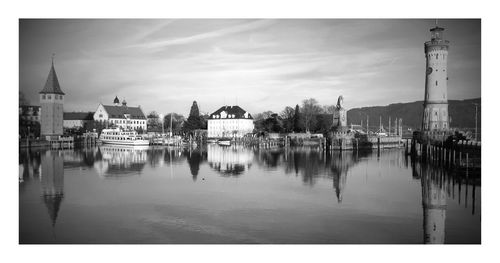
[336,95,344,109]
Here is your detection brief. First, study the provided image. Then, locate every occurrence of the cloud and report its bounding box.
[128,19,276,50]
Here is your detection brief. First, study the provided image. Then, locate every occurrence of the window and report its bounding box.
[435,80,438,86]
[47,95,51,99]
[42,95,46,99]
[436,54,438,59]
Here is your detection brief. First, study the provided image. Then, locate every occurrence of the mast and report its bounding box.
[170,113,173,136]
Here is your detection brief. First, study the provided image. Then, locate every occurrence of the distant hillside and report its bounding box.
[347,98,481,131]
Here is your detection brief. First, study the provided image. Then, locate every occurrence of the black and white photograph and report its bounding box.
[6,0,499,260]
[17,17,481,244]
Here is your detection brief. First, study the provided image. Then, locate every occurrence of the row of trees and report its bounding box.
[147,101,208,134]
[254,98,337,134]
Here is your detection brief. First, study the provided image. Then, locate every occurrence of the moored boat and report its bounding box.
[99,128,149,146]
[217,138,232,146]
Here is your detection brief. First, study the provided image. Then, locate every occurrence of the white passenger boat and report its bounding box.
[217,138,232,146]
[99,128,150,146]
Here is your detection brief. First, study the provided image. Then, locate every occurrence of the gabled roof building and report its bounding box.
[207,105,254,138]
[93,97,147,132]
[63,112,94,129]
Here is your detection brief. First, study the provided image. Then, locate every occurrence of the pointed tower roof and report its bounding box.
[113,96,120,104]
[43,193,64,227]
[39,56,65,95]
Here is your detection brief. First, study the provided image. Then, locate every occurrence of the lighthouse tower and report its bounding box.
[421,167,447,244]
[422,23,450,131]
[39,56,65,140]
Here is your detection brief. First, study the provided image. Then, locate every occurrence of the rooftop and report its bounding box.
[102,104,146,119]
[39,61,65,95]
[208,105,253,120]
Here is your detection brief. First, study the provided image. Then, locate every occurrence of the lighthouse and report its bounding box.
[422,23,450,132]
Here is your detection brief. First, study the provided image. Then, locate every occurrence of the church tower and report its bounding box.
[39,56,65,140]
[422,23,450,131]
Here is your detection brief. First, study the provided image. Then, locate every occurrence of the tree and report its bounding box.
[301,98,321,132]
[262,113,283,133]
[19,91,30,106]
[322,105,336,114]
[164,113,185,134]
[280,106,295,132]
[184,101,206,131]
[293,104,303,132]
[254,111,274,121]
[314,114,333,133]
[147,111,161,132]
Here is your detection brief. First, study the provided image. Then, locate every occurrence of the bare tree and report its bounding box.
[322,105,336,114]
[301,98,321,132]
[280,106,295,132]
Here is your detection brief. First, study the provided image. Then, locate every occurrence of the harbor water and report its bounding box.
[19,144,480,244]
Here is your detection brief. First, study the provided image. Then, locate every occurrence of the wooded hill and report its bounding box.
[347,98,481,131]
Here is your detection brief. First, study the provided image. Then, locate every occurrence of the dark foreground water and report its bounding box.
[19,144,480,244]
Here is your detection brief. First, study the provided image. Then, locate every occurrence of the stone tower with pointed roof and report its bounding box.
[39,57,65,139]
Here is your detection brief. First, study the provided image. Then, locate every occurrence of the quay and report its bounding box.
[409,131,481,171]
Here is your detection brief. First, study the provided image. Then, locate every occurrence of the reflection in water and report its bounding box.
[253,147,373,203]
[19,146,480,244]
[19,149,41,184]
[186,148,206,181]
[420,164,447,244]
[207,144,253,177]
[40,150,65,228]
[94,145,148,178]
[412,160,480,244]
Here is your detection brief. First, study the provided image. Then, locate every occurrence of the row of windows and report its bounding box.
[41,94,63,100]
[110,119,146,125]
[428,53,446,60]
[102,136,141,141]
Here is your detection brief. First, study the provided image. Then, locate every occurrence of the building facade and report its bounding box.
[63,112,94,129]
[207,105,254,138]
[39,59,65,140]
[422,25,450,131]
[93,97,147,132]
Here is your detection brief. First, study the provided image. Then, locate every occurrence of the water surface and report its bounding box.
[19,144,481,244]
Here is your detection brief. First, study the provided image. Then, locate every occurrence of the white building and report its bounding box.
[93,97,147,132]
[207,105,254,138]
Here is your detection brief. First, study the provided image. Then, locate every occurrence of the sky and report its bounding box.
[19,19,481,116]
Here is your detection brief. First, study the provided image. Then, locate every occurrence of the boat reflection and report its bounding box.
[94,145,148,178]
